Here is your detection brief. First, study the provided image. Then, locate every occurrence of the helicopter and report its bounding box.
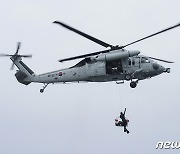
[0,21,179,93]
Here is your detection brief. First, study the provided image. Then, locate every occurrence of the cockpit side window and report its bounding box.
[141,57,150,63]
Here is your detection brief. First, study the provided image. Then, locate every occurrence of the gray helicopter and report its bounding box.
[1,21,179,93]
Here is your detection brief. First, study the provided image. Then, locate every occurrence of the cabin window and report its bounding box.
[132,59,135,65]
[128,58,131,65]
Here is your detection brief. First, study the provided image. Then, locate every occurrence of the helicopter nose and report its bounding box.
[159,65,166,73]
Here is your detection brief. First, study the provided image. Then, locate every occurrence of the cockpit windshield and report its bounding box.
[141,57,150,63]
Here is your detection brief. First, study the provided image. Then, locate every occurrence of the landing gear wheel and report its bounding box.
[125,74,131,81]
[130,81,137,88]
[39,83,49,93]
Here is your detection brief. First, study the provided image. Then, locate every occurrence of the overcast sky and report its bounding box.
[0,0,180,154]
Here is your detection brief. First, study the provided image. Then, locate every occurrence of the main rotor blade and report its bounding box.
[53,21,113,48]
[148,56,174,63]
[0,54,14,57]
[19,54,32,58]
[56,22,179,62]
[121,23,180,48]
[0,54,32,58]
[59,48,111,62]
[15,42,21,55]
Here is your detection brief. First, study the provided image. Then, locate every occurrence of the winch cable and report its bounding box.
[118,86,124,115]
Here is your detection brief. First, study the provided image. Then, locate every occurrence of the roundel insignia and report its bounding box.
[59,72,63,76]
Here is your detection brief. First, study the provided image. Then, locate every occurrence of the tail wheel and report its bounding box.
[40,83,49,93]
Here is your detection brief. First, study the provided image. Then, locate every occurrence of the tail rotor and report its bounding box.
[0,42,32,70]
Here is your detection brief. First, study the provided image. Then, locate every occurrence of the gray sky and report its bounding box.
[0,0,180,153]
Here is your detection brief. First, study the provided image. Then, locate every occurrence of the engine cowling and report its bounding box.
[91,49,140,61]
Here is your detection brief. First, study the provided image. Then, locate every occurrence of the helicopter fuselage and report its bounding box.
[26,54,168,85]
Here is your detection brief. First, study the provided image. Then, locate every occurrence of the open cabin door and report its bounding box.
[106,59,123,75]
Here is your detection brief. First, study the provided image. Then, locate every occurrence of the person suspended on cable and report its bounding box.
[115,108,130,134]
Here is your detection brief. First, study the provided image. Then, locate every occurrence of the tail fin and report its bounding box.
[11,57,34,85]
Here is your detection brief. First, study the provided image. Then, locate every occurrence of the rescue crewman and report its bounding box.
[119,108,130,134]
